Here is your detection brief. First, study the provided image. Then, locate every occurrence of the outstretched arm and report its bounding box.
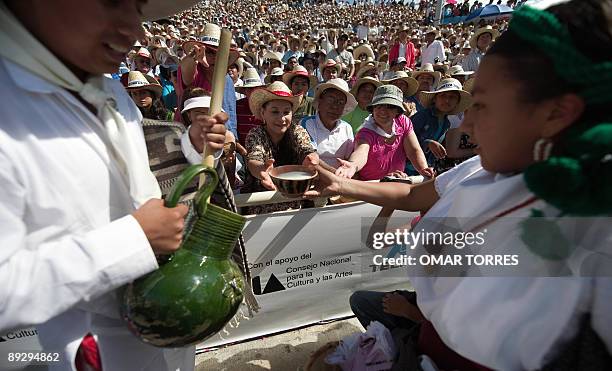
[306,164,439,213]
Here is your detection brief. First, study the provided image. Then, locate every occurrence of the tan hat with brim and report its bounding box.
[381,71,419,97]
[425,26,440,38]
[350,77,382,96]
[469,26,500,50]
[230,57,245,78]
[367,84,405,113]
[282,66,318,91]
[182,23,239,62]
[353,44,375,61]
[154,47,172,64]
[319,59,342,76]
[236,67,264,93]
[141,0,200,21]
[356,64,379,79]
[313,78,357,116]
[411,63,442,87]
[264,67,285,84]
[448,65,475,77]
[126,71,162,98]
[262,51,284,64]
[419,78,472,115]
[248,81,300,120]
[182,42,240,66]
[462,77,476,94]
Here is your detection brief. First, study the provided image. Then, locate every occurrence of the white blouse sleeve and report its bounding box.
[0,150,158,332]
[434,155,482,197]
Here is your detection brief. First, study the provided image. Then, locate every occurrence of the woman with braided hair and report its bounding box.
[306,0,612,369]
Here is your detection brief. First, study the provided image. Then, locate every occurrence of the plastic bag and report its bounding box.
[326,321,397,371]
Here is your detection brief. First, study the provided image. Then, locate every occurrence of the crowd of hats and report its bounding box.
[133,1,510,74]
[125,1,513,123]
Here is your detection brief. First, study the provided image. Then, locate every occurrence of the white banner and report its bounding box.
[0,329,43,370]
[0,201,418,364]
[198,201,418,350]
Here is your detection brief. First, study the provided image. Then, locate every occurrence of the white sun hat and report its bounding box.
[419,78,473,115]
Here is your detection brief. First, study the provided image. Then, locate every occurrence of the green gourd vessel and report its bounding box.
[121,165,246,347]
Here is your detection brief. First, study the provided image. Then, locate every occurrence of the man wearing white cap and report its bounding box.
[0,1,227,370]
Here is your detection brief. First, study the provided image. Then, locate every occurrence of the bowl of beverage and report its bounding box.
[268,165,318,198]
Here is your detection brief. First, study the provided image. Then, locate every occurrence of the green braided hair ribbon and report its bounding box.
[508,6,612,216]
[509,5,612,105]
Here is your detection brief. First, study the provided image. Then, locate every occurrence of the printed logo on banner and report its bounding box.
[252,273,286,295]
[0,329,39,342]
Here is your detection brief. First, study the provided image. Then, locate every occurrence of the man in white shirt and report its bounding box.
[0,0,227,370]
[356,19,369,41]
[420,27,446,65]
[301,79,357,170]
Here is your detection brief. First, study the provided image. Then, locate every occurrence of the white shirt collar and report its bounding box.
[362,114,397,138]
[4,58,63,94]
[315,113,341,133]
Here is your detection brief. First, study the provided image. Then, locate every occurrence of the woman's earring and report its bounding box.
[533,138,554,162]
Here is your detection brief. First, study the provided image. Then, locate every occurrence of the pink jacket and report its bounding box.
[389,42,416,69]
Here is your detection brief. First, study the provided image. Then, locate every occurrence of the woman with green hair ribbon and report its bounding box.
[305,1,612,369]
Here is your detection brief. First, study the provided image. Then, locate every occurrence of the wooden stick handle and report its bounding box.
[200,29,232,187]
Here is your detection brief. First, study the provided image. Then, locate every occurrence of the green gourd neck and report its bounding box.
[182,203,246,260]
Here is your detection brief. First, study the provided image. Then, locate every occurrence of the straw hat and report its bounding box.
[353,44,375,61]
[319,59,342,75]
[419,78,472,115]
[463,77,476,94]
[236,67,264,92]
[448,65,475,77]
[181,96,211,114]
[282,66,318,90]
[182,23,222,50]
[350,76,382,96]
[398,24,411,33]
[248,81,300,120]
[425,26,440,38]
[182,23,239,63]
[264,67,285,84]
[140,0,200,21]
[367,85,405,113]
[356,64,379,79]
[381,71,419,97]
[262,51,284,64]
[433,62,449,75]
[230,57,245,78]
[154,47,172,64]
[151,35,168,48]
[313,78,357,116]
[126,71,162,98]
[411,63,442,86]
[136,47,151,59]
[469,26,500,50]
